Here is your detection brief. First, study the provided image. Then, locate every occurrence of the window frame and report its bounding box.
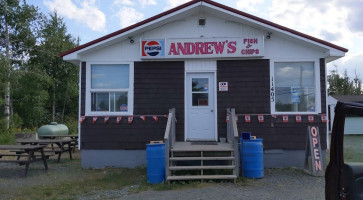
[85,62,134,116]
[270,59,321,114]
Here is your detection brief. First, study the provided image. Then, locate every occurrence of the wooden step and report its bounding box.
[169,165,235,170]
[167,175,237,181]
[170,156,235,161]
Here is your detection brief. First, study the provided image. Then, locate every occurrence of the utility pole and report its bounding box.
[4,0,11,129]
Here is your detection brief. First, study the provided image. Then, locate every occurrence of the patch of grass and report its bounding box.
[344,135,363,162]
[11,164,148,200]
[150,181,211,191]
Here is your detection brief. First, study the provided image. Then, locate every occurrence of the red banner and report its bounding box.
[308,115,314,123]
[283,115,288,123]
[80,116,85,124]
[296,115,302,123]
[104,116,109,124]
[116,116,122,124]
[140,116,146,121]
[152,116,159,122]
[258,115,264,123]
[92,116,98,124]
[128,116,133,124]
[321,114,327,123]
[245,115,251,123]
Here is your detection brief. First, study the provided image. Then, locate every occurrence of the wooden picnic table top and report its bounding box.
[39,135,78,138]
[0,144,46,150]
[16,139,73,144]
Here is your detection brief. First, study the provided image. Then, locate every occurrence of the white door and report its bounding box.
[186,73,216,141]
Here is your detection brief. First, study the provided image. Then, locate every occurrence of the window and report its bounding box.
[192,78,209,106]
[87,63,133,115]
[273,62,318,113]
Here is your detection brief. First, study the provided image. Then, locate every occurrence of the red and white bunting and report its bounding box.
[92,116,98,124]
[321,114,327,123]
[116,116,122,124]
[258,115,264,123]
[164,114,168,118]
[283,115,288,123]
[104,116,110,124]
[308,115,314,123]
[152,116,159,122]
[296,115,302,123]
[140,116,146,121]
[80,116,85,124]
[128,116,133,124]
[245,115,251,123]
[226,115,230,123]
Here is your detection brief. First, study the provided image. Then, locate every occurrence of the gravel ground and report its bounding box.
[78,168,325,200]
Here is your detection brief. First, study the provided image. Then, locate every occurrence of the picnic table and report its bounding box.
[17,139,73,162]
[0,145,48,176]
[38,135,78,151]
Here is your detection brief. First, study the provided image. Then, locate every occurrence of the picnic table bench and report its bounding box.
[0,145,48,176]
[38,135,78,152]
[16,139,73,162]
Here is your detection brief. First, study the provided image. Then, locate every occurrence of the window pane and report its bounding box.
[274,62,315,112]
[110,92,128,112]
[91,93,109,111]
[91,64,129,89]
[192,78,208,92]
[192,93,208,106]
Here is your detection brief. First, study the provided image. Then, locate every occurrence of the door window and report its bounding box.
[192,78,209,106]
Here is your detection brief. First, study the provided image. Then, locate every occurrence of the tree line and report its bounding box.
[327,66,362,95]
[0,0,79,136]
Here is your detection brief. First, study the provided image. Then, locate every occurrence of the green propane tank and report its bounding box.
[37,122,69,136]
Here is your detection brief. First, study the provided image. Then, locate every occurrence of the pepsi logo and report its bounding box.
[144,41,162,56]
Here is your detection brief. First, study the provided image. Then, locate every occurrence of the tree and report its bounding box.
[0,0,42,129]
[28,12,79,123]
[328,66,362,95]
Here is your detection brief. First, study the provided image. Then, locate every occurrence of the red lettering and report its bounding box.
[253,38,258,43]
[168,43,178,55]
[227,41,236,54]
[315,160,322,171]
[185,43,195,55]
[177,43,186,55]
[204,42,213,54]
[213,42,225,54]
[243,38,248,44]
[314,148,320,159]
[313,138,318,148]
[195,42,205,54]
[311,127,318,137]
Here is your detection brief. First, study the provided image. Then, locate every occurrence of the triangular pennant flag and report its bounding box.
[128,116,133,124]
[296,115,302,123]
[271,115,278,118]
[283,115,289,123]
[92,116,98,124]
[116,116,122,124]
[140,116,146,121]
[321,114,327,123]
[308,115,314,123]
[258,115,264,123]
[104,116,110,124]
[80,116,85,124]
[245,115,251,123]
[226,115,230,123]
[164,114,168,118]
[152,116,159,122]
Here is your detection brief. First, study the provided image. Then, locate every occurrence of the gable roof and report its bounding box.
[331,95,363,103]
[60,0,348,58]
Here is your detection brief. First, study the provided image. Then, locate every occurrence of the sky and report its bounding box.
[27,0,363,78]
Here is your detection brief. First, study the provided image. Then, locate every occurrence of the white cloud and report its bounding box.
[43,0,106,32]
[164,0,189,10]
[236,0,264,12]
[138,0,157,8]
[116,7,144,28]
[113,0,135,6]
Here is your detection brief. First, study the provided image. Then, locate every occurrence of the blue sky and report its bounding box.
[28,0,363,78]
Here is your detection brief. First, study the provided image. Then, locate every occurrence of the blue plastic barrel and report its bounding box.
[240,138,264,178]
[146,142,165,183]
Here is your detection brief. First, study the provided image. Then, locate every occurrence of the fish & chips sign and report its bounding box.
[141,37,264,59]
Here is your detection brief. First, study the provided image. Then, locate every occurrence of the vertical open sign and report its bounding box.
[304,126,324,176]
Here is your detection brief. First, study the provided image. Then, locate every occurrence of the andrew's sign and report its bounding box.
[140,37,264,59]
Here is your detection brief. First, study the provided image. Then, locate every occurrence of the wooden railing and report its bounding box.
[164,108,176,179]
[227,108,240,177]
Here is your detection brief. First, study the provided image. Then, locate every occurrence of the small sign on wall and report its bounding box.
[219,82,228,91]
